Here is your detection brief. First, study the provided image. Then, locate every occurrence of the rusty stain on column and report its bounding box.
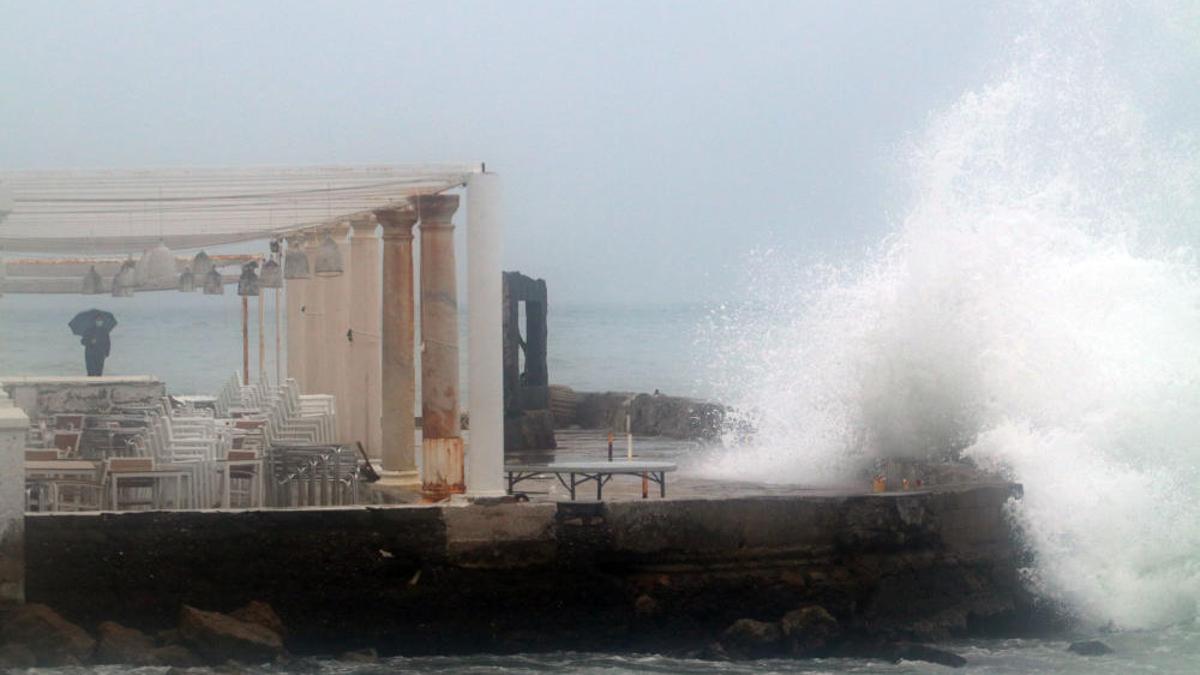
[284,235,308,388]
[302,231,326,395]
[414,193,463,499]
[375,208,419,476]
[349,215,382,458]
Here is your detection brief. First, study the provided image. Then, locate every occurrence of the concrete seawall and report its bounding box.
[25,484,1033,655]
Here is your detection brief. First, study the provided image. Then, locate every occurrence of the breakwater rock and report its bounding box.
[554,387,726,440]
[23,484,1045,661]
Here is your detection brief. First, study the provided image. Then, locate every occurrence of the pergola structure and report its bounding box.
[0,165,506,498]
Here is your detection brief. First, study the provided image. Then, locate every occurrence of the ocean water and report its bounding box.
[6,1,1200,672]
[0,292,709,399]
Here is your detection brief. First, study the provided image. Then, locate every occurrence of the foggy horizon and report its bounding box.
[0,0,1007,304]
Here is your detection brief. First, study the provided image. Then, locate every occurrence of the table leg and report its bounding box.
[570,473,577,501]
[660,472,666,498]
[597,473,603,500]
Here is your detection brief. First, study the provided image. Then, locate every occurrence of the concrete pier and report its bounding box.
[414,194,463,499]
[24,483,1033,655]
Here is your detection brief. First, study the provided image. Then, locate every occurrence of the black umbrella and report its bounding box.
[69,309,118,336]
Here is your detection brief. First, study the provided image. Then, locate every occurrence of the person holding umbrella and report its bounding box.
[69,309,117,376]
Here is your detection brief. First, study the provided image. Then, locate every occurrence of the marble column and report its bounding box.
[414,193,463,499]
[0,390,29,603]
[303,231,327,395]
[348,215,382,457]
[375,208,419,479]
[323,223,353,441]
[284,236,309,388]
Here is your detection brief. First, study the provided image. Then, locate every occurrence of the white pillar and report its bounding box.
[466,173,506,496]
[303,232,326,394]
[284,235,308,388]
[325,224,353,441]
[0,388,29,603]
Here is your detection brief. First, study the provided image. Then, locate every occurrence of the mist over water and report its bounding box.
[704,1,1200,632]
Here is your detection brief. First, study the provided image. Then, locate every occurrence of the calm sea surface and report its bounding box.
[0,292,714,399]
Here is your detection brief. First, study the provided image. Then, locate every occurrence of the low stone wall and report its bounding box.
[0,376,165,422]
[25,484,1039,655]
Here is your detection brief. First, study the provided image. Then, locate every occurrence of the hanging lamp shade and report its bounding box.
[81,266,103,294]
[203,267,224,295]
[178,268,195,292]
[259,258,283,288]
[192,250,214,279]
[111,260,136,298]
[283,245,310,279]
[313,233,344,276]
[237,262,260,297]
[138,240,176,287]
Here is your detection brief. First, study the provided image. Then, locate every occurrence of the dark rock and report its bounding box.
[720,618,783,659]
[634,594,659,616]
[151,644,203,667]
[0,603,96,665]
[780,605,840,656]
[95,621,157,665]
[339,647,379,663]
[1068,640,1113,656]
[0,643,37,669]
[178,605,283,664]
[699,641,731,661]
[230,600,288,639]
[157,628,184,646]
[892,643,968,668]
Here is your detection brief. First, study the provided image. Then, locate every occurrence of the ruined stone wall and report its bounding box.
[25,484,1038,655]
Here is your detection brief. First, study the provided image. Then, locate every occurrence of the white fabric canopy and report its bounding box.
[0,164,479,254]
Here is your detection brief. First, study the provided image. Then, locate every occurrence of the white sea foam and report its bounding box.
[703,2,1200,629]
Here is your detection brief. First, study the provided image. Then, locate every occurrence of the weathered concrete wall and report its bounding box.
[25,484,1035,655]
[0,376,165,422]
[0,390,29,604]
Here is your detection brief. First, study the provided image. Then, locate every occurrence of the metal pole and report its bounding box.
[257,289,265,382]
[242,296,250,384]
[274,288,282,386]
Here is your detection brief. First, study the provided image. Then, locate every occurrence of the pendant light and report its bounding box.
[313,232,344,276]
[237,261,260,297]
[192,250,214,279]
[283,237,310,279]
[111,260,136,297]
[203,267,224,295]
[81,266,104,294]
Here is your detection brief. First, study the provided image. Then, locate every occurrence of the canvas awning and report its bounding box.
[0,164,480,254]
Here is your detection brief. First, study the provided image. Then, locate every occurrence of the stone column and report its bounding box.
[284,235,308,387]
[466,173,506,496]
[323,223,353,441]
[375,208,419,480]
[303,232,327,395]
[348,216,382,457]
[414,193,463,499]
[0,389,29,604]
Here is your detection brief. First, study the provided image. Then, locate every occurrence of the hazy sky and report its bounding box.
[0,1,1003,303]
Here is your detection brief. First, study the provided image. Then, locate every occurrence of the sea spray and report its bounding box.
[703,1,1200,630]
